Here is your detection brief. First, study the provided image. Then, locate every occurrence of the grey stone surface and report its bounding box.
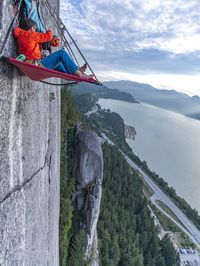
[73,125,103,265]
[0,0,60,265]
[88,229,99,266]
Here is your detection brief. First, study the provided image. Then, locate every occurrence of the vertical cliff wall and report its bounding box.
[0,1,60,265]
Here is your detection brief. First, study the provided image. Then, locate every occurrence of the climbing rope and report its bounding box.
[0,0,23,56]
[27,0,33,18]
[40,80,78,86]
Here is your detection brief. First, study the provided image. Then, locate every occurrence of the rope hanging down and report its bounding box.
[40,80,78,86]
[0,0,23,56]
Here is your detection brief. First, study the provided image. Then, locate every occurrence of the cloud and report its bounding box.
[60,0,200,90]
[60,0,200,53]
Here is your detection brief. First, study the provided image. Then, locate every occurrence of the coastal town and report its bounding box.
[149,205,200,266]
[124,124,136,140]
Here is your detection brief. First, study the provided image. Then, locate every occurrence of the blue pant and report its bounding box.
[41,49,79,75]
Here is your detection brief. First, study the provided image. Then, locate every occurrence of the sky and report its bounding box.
[60,0,200,96]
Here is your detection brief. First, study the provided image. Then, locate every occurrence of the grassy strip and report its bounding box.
[156,200,188,231]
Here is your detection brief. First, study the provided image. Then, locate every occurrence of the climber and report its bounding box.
[14,18,92,80]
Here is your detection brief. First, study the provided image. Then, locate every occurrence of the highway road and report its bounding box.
[101,133,200,248]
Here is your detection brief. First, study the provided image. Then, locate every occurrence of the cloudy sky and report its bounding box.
[60,0,200,96]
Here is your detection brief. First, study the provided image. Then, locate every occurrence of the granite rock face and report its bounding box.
[73,125,103,265]
[0,1,60,265]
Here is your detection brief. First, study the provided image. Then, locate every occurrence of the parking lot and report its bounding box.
[180,249,200,266]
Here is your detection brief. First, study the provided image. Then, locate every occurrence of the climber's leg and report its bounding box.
[41,49,79,74]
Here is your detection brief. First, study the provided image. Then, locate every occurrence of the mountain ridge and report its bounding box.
[73,82,139,103]
[103,80,200,120]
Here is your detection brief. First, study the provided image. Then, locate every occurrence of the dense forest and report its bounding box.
[82,105,200,232]
[60,87,88,265]
[98,142,180,266]
[73,93,97,114]
[60,87,77,265]
[60,86,180,265]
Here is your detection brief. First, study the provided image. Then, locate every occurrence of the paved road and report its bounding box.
[102,133,200,248]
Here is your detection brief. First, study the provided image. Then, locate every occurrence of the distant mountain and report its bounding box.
[104,80,200,120]
[70,82,139,103]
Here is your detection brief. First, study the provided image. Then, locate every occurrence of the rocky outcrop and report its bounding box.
[0,0,60,265]
[73,124,103,265]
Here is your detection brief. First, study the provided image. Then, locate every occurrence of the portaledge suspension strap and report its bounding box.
[42,0,79,66]
[43,0,99,82]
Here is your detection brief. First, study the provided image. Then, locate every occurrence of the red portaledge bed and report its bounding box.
[8,58,101,85]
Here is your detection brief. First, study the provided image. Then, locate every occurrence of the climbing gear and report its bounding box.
[42,41,52,52]
[58,18,99,82]
[50,36,61,47]
[16,54,26,61]
[24,59,44,67]
[27,0,33,18]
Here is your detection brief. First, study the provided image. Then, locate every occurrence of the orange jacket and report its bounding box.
[14,27,53,60]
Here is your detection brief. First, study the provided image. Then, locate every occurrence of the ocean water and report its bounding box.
[98,98,200,214]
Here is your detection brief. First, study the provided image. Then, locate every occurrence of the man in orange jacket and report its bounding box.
[14,18,92,79]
